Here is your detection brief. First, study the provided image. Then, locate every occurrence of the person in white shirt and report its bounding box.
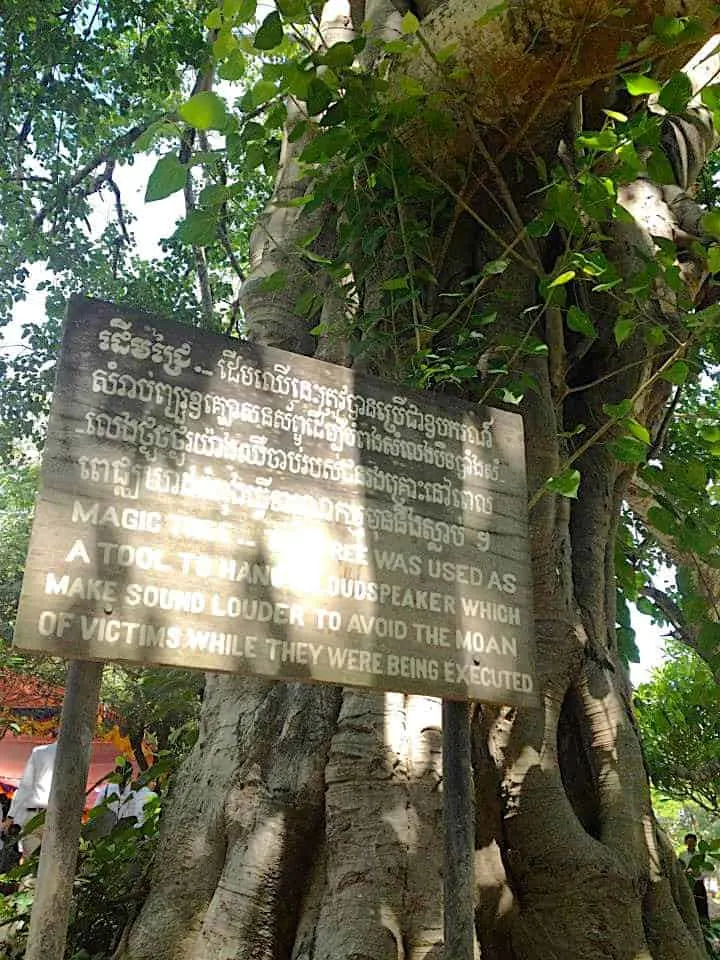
[92,761,157,830]
[1,738,58,856]
[124,784,157,826]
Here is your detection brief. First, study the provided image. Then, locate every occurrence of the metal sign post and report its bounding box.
[443,699,476,960]
[24,660,103,960]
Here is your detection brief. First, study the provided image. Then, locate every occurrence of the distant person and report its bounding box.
[681,833,710,921]
[92,760,157,830]
[94,761,132,817]
[1,734,58,856]
[125,781,158,827]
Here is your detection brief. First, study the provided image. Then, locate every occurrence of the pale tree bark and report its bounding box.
[121,5,720,959]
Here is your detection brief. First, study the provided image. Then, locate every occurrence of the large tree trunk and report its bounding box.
[120,4,719,958]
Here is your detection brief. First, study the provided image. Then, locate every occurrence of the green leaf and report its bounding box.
[646,150,676,185]
[259,269,288,293]
[607,436,648,463]
[254,11,284,50]
[707,245,720,272]
[701,83,720,111]
[614,317,634,345]
[225,0,257,20]
[653,14,703,45]
[681,524,716,556]
[497,386,523,404]
[576,129,618,151]
[627,419,650,444]
[174,210,217,246]
[652,15,685,42]
[549,269,575,287]
[134,120,180,153]
[623,74,661,96]
[527,214,553,237]
[701,210,720,239]
[179,92,229,131]
[242,120,266,142]
[685,459,707,490]
[383,39,409,53]
[306,77,332,115]
[571,250,611,278]
[647,505,678,535]
[660,360,688,385]
[603,399,633,420]
[603,108,628,122]
[645,325,666,346]
[300,127,350,163]
[301,249,332,264]
[296,290,323,316]
[322,41,356,68]
[198,183,228,206]
[676,565,695,599]
[566,305,597,338]
[483,258,509,275]
[288,119,308,142]
[249,79,277,107]
[476,0,507,27]
[244,142,265,169]
[399,76,425,97]
[546,468,581,499]
[658,71,693,114]
[701,424,720,443]
[400,11,419,33]
[277,0,308,18]
[205,8,223,29]
[218,49,246,81]
[636,596,657,617]
[436,43,458,63]
[617,624,639,664]
[382,276,409,291]
[213,28,237,59]
[145,153,186,202]
[321,101,346,126]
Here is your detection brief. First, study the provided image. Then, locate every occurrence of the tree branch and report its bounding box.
[629,482,720,677]
[198,131,246,284]
[32,118,161,229]
[106,176,130,245]
[641,585,699,651]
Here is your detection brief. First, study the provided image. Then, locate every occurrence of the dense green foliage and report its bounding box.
[0,0,273,460]
[636,651,720,814]
[0,768,165,958]
[0,465,36,647]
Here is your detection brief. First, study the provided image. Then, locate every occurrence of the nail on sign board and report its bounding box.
[14,297,536,706]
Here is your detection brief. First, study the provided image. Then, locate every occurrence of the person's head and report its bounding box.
[685,833,698,852]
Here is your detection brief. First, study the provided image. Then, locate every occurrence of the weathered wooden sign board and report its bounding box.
[14,296,536,705]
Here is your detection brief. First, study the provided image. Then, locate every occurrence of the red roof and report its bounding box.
[0,669,64,710]
[0,735,121,807]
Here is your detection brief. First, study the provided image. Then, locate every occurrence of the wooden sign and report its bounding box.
[14,297,536,705]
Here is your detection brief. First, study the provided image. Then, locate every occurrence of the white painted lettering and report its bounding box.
[65,539,91,563]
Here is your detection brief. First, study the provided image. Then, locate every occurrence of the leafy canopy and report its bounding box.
[636,650,720,815]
